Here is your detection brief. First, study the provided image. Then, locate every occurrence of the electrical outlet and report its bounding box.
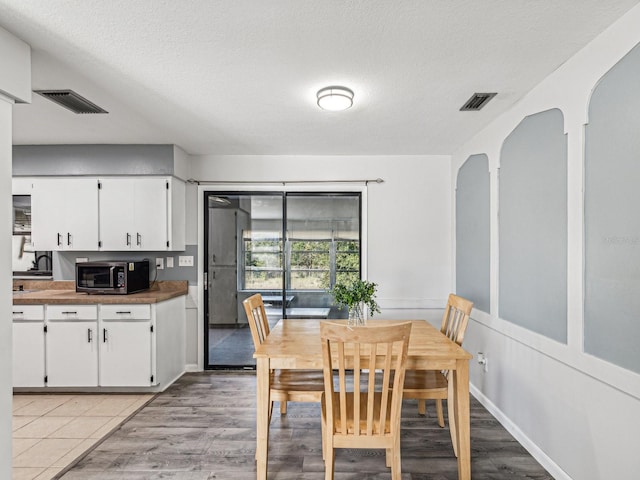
[166,257,174,268]
[477,352,488,372]
[156,257,164,270]
[178,255,194,267]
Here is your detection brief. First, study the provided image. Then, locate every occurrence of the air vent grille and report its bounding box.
[460,92,497,111]
[34,90,108,114]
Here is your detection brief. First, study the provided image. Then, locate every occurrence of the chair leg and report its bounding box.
[418,399,426,415]
[448,397,458,457]
[390,436,402,480]
[386,448,391,467]
[435,399,445,427]
[280,400,287,414]
[324,445,335,480]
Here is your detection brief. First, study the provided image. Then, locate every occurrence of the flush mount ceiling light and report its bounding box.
[317,86,354,111]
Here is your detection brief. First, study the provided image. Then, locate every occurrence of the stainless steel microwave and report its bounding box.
[76,260,150,294]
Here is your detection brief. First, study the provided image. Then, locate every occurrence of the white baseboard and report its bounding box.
[470,384,572,480]
[184,363,201,373]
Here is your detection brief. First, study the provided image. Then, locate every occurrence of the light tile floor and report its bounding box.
[12,393,154,480]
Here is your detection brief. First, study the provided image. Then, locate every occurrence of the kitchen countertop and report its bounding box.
[12,280,188,305]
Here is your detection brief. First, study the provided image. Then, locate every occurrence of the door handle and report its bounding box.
[137,233,142,246]
[67,232,71,246]
[103,328,108,343]
[126,233,131,246]
[87,328,93,343]
[57,233,62,246]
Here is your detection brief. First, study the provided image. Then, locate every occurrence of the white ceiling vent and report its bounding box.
[34,90,108,114]
[460,92,497,111]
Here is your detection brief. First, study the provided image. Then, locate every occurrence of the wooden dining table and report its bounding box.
[253,319,473,480]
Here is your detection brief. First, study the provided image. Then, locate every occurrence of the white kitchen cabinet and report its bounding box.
[99,177,185,251]
[12,305,45,388]
[13,295,184,391]
[99,304,154,387]
[31,177,100,251]
[45,305,99,387]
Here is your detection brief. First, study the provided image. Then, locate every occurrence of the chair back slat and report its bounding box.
[320,321,412,439]
[242,294,270,349]
[337,342,348,434]
[440,293,473,346]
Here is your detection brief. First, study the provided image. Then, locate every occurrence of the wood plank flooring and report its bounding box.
[56,372,555,480]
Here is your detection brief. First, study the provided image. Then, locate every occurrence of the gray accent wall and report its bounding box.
[498,109,568,343]
[456,154,490,313]
[584,42,640,374]
[13,144,175,176]
[55,245,198,285]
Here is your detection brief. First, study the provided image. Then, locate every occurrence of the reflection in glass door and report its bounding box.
[206,193,283,369]
[285,194,360,321]
[205,192,361,369]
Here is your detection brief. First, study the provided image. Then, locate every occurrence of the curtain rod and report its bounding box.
[187,178,384,186]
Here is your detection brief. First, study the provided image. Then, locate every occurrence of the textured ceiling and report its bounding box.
[0,0,638,155]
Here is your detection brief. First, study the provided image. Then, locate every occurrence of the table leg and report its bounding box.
[453,359,471,480]
[256,358,270,480]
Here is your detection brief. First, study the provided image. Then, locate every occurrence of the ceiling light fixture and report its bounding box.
[317,86,354,111]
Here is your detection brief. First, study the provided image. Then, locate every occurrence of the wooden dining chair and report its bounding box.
[402,293,473,456]
[320,321,412,480]
[242,294,325,420]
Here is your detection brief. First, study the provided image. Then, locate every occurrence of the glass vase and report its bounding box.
[348,302,366,327]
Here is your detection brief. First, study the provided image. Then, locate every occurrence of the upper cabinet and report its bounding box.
[99,177,185,251]
[30,176,185,252]
[31,178,100,251]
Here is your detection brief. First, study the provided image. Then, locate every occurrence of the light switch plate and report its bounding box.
[166,257,174,268]
[178,255,194,267]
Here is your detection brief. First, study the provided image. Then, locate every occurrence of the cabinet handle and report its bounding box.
[57,233,62,246]
[87,328,92,343]
[116,311,132,315]
[13,311,24,315]
[126,233,131,246]
[61,311,78,315]
[67,232,71,246]
[137,233,142,246]
[103,328,108,343]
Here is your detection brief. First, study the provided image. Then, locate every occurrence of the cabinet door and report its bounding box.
[98,178,135,250]
[46,320,98,387]
[31,178,67,250]
[99,319,152,386]
[13,322,45,387]
[66,178,100,250]
[31,178,99,251]
[133,178,168,250]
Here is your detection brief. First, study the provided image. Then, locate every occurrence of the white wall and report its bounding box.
[187,154,452,367]
[0,95,13,480]
[452,5,640,480]
[1,26,30,479]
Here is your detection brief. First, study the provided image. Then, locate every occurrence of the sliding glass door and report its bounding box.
[205,191,360,369]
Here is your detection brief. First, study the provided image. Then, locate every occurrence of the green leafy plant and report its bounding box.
[331,279,381,317]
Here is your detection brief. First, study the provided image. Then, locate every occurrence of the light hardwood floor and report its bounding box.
[53,372,554,480]
[12,393,154,480]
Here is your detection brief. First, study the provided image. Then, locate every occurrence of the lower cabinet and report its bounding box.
[12,305,45,388]
[45,305,99,387]
[99,304,153,387]
[13,296,185,391]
